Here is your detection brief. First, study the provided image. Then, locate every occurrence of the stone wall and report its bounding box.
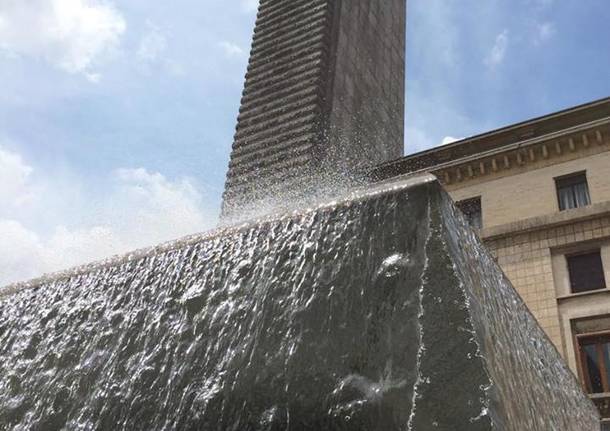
[222,0,406,219]
[442,146,610,375]
[484,212,610,373]
[449,147,610,228]
[325,0,405,175]
[222,0,336,217]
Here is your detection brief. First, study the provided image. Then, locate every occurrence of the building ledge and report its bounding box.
[557,288,610,302]
[480,201,610,240]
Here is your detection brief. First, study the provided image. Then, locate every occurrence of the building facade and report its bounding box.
[373,97,610,423]
[222,0,405,219]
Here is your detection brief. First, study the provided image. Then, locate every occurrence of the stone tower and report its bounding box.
[222,0,406,218]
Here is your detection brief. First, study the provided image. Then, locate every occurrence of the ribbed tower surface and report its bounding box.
[222,0,406,219]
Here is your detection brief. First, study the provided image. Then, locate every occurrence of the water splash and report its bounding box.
[0,175,600,430]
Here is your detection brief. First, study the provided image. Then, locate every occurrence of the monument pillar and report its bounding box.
[222,0,406,219]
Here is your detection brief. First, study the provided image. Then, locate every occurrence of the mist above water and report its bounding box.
[0,161,218,287]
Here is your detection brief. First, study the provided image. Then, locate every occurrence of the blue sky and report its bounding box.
[1,0,609,284]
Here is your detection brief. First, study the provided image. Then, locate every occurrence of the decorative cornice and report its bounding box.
[432,119,610,186]
[370,97,610,183]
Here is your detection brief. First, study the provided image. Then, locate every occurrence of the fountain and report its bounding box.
[0,0,601,429]
[0,175,600,430]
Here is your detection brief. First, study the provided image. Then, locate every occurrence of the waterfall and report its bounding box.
[0,175,599,430]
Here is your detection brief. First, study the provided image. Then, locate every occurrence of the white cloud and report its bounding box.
[0,147,216,286]
[535,22,556,45]
[0,220,124,283]
[485,30,509,69]
[441,136,464,146]
[109,168,211,246]
[0,0,126,80]
[219,41,245,58]
[406,129,467,154]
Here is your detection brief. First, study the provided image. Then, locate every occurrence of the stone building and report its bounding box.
[222,0,405,219]
[373,96,610,423]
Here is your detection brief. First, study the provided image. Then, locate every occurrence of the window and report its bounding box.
[573,318,610,420]
[577,333,610,395]
[567,250,606,293]
[456,197,482,229]
[555,172,591,211]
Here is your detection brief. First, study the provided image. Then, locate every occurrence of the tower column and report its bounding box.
[222,0,406,219]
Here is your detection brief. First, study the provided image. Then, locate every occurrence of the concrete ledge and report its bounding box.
[481,201,610,240]
[557,288,610,302]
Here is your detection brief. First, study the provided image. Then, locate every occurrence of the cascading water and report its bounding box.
[0,175,600,430]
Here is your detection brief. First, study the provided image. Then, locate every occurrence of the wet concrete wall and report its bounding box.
[0,176,599,430]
